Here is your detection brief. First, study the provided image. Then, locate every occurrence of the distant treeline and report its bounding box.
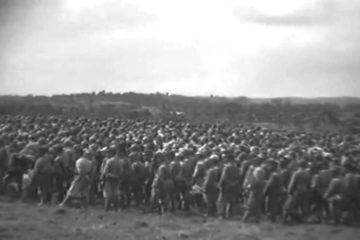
[0,92,360,133]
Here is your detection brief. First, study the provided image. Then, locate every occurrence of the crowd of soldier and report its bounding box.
[0,115,359,225]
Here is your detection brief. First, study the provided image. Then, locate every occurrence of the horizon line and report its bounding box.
[0,91,360,99]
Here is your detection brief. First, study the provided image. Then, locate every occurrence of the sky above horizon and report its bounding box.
[1,0,360,97]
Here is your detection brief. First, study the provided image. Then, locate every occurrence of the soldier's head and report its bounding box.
[38,137,47,146]
[53,144,63,155]
[173,152,181,161]
[209,154,220,166]
[143,149,154,162]
[129,151,141,162]
[38,145,49,157]
[297,159,307,169]
[222,153,233,164]
[130,143,141,153]
[263,159,277,172]
[330,166,342,177]
[83,149,92,159]
[100,146,108,157]
[308,162,320,174]
[251,157,261,167]
[107,145,117,157]
[74,144,83,156]
[343,161,357,174]
[117,142,127,156]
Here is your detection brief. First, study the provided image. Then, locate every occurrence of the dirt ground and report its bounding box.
[1,197,359,240]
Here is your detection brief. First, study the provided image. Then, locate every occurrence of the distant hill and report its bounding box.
[0,92,360,133]
[229,96,360,106]
[1,92,360,106]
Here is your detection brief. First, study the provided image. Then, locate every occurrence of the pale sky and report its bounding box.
[0,0,359,97]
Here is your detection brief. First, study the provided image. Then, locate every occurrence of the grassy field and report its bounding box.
[0,197,359,240]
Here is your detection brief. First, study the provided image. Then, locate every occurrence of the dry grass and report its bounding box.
[0,198,359,240]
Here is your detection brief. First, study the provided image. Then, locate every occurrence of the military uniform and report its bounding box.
[131,160,147,206]
[54,154,67,202]
[60,156,93,208]
[169,160,182,209]
[178,160,193,210]
[62,147,77,184]
[242,166,266,222]
[3,153,27,195]
[101,156,122,211]
[119,156,133,208]
[217,162,240,218]
[0,144,9,193]
[202,166,220,215]
[311,169,331,222]
[192,161,205,186]
[323,176,344,224]
[24,154,55,205]
[151,164,175,213]
[263,172,284,222]
[283,168,311,223]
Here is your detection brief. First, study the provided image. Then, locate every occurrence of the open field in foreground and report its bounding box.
[1,198,359,240]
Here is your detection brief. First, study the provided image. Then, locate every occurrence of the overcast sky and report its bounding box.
[0,0,359,97]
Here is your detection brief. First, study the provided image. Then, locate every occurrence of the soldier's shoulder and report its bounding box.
[159,163,167,169]
[292,168,302,175]
[253,166,264,173]
[330,177,341,184]
[107,157,117,162]
[319,169,328,174]
[223,163,232,168]
[76,157,87,163]
[63,147,73,152]
[196,161,204,166]
[34,157,43,164]
[118,156,128,162]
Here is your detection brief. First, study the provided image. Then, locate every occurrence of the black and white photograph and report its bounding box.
[1,0,360,239]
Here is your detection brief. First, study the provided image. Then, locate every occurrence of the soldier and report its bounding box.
[202,166,220,216]
[279,157,292,190]
[62,140,78,188]
[217,153,240,219]
[193,160,206,186]
[242,160,267,223]
[60,149,93,208]
[22,146,55,205]
[130,151,147,206]
[53,144,70,203]
[86,147,100,205]
[151,163,175,214]
[282,160,311,224]
[19,137,40,167]
[118,145,132,209]
[336,162,359,225]
[169,152,182,210]
[0,137,9,194]
[263,161,284,222]
[323,166,344,224]
[310,167,332,223]
[178,158,194,211]
[239,160,251,204]
[3,153,29,197]
[144,150,158,206]
[101,146,122,211]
